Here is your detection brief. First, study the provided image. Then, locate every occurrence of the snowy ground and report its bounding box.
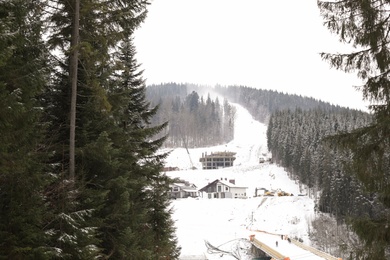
[163,102,320,260]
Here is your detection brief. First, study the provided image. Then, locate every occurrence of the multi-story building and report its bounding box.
[199,151,236,170]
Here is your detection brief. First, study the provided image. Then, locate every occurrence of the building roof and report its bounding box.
[206,151,236,156]
[182,188,198,192]
[200,151,236,158]
[171,181,198,191]
[199,179,247,192]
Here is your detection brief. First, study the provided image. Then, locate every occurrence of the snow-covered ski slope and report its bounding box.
[163,102,340,260]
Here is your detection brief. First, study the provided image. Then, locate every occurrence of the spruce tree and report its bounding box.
[318,1,390,258]
[44,0,113,256]
[98,37,179,258]
[46,0,180,257]
[0,0,51,258]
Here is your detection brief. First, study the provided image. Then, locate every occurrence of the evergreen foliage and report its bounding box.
[5,0,390,257]
[318,0,390,257]
[266,108,378,258]
[267,107,372,202]
[214,85,337,123]
[1,0,180,258]
[0,1,52,258]
[146,83,235,148]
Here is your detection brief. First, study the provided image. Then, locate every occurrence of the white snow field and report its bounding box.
[163,103,339,260]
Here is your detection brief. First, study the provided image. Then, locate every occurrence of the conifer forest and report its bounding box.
[146,83,235,148]
[0,0,389,259]
[0,1,179,258]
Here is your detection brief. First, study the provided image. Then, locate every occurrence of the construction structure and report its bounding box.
[199,151,236,170]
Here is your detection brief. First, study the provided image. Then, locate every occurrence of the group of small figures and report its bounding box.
[275,235,291,247]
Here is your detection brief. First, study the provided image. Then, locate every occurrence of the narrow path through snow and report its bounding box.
[164,101,331,260]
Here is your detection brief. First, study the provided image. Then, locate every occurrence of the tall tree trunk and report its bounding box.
[69,0,80,179]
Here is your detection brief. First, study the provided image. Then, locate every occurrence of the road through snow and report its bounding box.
[164,103,334,260]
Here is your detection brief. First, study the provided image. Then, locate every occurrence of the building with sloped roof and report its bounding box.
[170,180,199,199]
[199,178,247,199]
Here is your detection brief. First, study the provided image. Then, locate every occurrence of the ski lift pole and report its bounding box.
[184,143,194,169]
[178,126,194,169]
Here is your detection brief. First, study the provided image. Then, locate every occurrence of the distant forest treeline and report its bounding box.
[216,85,379,222]
[146,83,341,148]
[214,85,387,258]
[267,108,373,213]
[146,83,235,148]
[146,83,386,258]
[214,85,342,123]
[266,108,389,259]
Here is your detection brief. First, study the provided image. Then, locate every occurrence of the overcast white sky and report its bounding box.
[134,0,369,111]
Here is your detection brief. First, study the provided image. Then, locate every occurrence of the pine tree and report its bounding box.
[146,174,181,259]
[0,0,180,258]
[44,0,114,256]
[98,37,179,258]
[69,0,80,179]
[45,0,181,257]
[318,1,390,258]
[0,0,52,258]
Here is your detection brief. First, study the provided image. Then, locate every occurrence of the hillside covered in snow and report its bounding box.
[162,102,322,259]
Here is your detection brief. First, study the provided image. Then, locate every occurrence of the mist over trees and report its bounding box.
[267,108,375,219]
[225,83,384,258]
[1,0,388,258]
[214,85,337,123]
[206,1,390,257]
[146,83,235,148]
[145,83,337,149]
[212,82,386,258]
